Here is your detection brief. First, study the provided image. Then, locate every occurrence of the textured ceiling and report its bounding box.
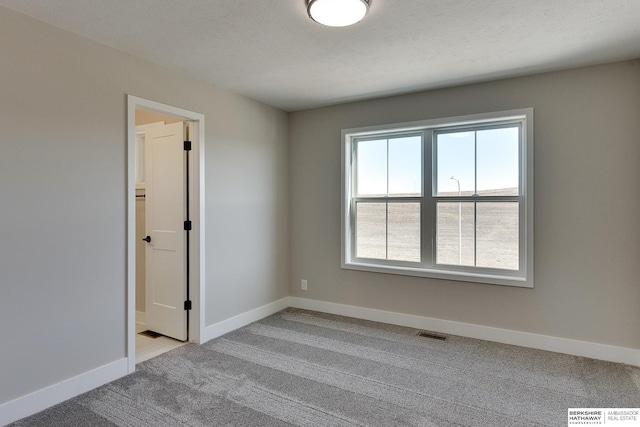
[2,0,640,111]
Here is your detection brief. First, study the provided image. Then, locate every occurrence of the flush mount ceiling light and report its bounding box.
[307,0,370,27]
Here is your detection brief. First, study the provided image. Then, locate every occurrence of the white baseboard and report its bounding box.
[4,296,638,425]
[135,310,146,325]
[201,297,290,344]
[0,358,128,427]
[2,298,289,425]
[289,297,640,367]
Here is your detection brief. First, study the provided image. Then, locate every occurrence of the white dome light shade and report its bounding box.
[307,0,370,27]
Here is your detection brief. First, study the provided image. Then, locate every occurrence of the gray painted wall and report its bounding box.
[2,2,639,413]
[289,60,640,350]
[0,7,289,404]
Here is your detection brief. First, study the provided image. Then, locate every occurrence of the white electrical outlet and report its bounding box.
[301,279,308,291]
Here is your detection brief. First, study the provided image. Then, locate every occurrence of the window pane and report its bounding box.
[356,202,386,259]
[436,202,475,266]
[476,202,519,270]
[388,203,420,262]
[389,136,421,196]
[477,127,519,196]
[436,132,475,196]
[357,139,387,196]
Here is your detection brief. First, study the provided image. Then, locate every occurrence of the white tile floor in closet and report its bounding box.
[136,322,188,363]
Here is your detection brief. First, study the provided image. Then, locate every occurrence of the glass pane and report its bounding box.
[388,203,420,262]
[356,202,386,259]
[477,127,519,196]
[388,136,422,196]
[357,139,387,196]
[436,202,475,266]
[436,132,475,196]
[476,202,519,270]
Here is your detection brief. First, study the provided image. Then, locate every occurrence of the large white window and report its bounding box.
[341,109,533,287]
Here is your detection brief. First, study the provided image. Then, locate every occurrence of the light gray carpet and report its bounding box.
[11,309,640,426]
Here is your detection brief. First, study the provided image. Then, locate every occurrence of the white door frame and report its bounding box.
[126,95,205,373]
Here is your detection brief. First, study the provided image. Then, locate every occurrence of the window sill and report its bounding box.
[342,261,533,288]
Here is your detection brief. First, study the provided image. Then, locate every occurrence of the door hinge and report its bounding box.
[184,220,192,231]
[184,140,192,151]
[184,300,192,311]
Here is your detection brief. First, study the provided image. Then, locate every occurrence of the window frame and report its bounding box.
[341,108,534,288]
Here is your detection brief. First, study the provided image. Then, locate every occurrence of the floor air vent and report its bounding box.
[138,330,162,339]
[417,331,447,341]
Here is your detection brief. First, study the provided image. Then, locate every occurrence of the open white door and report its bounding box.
[143,121,188,341]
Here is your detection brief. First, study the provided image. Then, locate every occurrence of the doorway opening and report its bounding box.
[127,96,205,372]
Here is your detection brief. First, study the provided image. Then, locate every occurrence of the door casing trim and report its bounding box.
[126,95,205,373]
